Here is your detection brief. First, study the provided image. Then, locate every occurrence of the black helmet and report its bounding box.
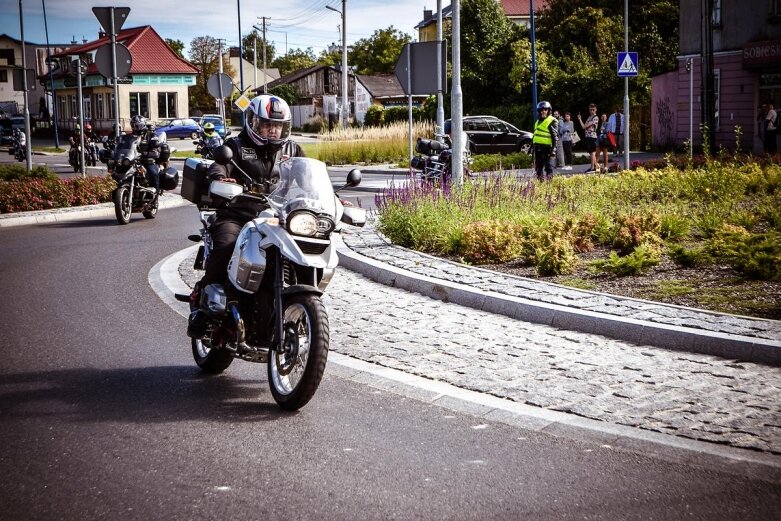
[131,115,147,135]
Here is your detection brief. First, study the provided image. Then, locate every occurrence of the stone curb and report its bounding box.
[336,244,781,365]
[0,194,192,228]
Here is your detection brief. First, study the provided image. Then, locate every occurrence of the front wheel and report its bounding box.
[519,140,532,155]
[268,293,329,411]
[113,185,132,224]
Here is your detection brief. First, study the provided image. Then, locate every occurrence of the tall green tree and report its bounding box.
[165,38,185,59]
[272,48,317,76]
[188,36,237,112]
[242,32,276,66]
[349,27,411,75]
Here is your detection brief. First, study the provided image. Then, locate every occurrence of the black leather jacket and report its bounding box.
[207,130,305,221]
[137,130,170,165]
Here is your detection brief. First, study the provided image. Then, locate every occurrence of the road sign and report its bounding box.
[95,43,132,78]
[207,73,234,99]
[617,51,639,77]
[394,41,448,96]
[92,7,130,34]
[12,68,36,91]
[234,94,252,112]
[107,76,133,85]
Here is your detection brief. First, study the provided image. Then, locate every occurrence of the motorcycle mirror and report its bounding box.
[212,145,233,165]
[336,168,362,193]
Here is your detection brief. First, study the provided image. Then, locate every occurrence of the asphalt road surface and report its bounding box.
[0,201,779,520]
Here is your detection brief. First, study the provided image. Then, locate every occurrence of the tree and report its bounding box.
[242,32,276,66]
[272,48,317,76]
[165,38,185,59]
[188,36,237,112]
[349,27,411,75]
[317,48,341,68]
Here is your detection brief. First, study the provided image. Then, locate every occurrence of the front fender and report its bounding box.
[255,220,335,270]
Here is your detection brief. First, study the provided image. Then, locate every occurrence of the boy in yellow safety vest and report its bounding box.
[532,101,559,181]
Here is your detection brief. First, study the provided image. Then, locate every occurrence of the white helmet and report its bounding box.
[245,94,292,146]
[131,115,147,135]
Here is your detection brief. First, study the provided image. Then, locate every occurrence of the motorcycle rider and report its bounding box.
[187,94,304,338]
[12,128,26,161]
[532,101,559,182]
[132,115,169,197]
[68,123,82,167]
[201,121,223,150]
[83,122,100,166]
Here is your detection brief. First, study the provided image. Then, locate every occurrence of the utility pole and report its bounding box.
[75,56,85,176]
[253,27,257,92]
[451,0,464,185]
[42,0,59,148]
[530,0,538,122]
[217,38,226,121]
[436,0,444,142]
[327,1,348,128]
[623,0,630,169]
[258,17,269,93]
[19,0,32,170]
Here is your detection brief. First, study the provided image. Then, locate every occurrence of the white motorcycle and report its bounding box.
[177,147,366,410]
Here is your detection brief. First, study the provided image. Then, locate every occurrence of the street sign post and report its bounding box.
[92,7,130,136]
[617,51,638,77]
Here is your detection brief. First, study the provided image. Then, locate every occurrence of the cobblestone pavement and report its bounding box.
[342,223,781,343]
[179,250,781,455]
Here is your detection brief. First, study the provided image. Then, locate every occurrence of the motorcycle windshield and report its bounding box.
[113,135,139,160]
[268,157,336,218]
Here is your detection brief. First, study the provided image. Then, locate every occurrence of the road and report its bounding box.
[0,203,779,518]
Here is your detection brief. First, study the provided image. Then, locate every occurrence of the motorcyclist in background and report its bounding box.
[187,94,305,338]
[83,122,100,166]
[202,122,223,150]
[131,114,170,200]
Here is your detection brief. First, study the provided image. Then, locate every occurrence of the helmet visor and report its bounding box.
[247,112,291,144]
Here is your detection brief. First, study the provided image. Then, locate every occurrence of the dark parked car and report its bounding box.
[445,116,533,155]
[0,119,12,145]
[155,118,202,140]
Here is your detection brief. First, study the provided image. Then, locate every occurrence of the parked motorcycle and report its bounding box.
[409,132,472,184]
[101,133,179,224]
[176,146,366,410]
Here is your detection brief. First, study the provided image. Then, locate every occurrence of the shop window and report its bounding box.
[129,92,149,118]
[773,0,781,20]
[712,0,722,27]
[0,70,7,83]
[58,95,66,119]
[95,94,104,120]
[157,92,177,119]
[714,69,721,131]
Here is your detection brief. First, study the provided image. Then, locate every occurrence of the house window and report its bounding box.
[69,95,77,119]
[83,96,92,121]
[157,92,177,119]
[129,92,149,118]
[95,94,104,120]
[59,95,66,119]
[0,70,7,83]
[774,0,781,16]
[712,0,721,26]
[108,93,115,119]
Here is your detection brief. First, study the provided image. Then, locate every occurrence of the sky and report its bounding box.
[1,0,432,55]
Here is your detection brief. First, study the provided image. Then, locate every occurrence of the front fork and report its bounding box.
[274,249,286,353]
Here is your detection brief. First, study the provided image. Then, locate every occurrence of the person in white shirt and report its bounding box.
[607,106,624,157]
[765,102,777,155]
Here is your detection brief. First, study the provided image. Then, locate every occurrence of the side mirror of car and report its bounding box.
[212,145,233,165]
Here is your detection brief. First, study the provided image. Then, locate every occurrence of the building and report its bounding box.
[267,65,355,128]
[48,26,198,134]
[500,0,549,28]
[651,0,781,153]
[416,1,548,41]
[354,74,428,123]
[226,47,280,93]
[416,5,452,42]
[0,33,68,117]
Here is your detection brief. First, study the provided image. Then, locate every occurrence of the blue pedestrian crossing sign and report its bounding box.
[617,51,639,77]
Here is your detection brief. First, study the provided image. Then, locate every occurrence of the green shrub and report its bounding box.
[706,224,781,280]
[590,242,662,276]
[611,212,661,252]
[660,212,690,242]
[667,244,710,268]
[0,175,115,213]
[470,152,532,172]
[535,235,578,275]
[460,219,524,264]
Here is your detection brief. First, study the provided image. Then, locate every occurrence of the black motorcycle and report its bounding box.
[101,134,179,224]
[409,135,472,184]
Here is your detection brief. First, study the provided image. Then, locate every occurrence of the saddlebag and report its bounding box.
[160,166,180,191]
[181,158,212,206]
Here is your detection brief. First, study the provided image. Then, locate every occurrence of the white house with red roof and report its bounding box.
[47,26,198,134]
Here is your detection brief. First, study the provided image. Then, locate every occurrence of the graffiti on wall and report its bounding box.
[655,96,676,150]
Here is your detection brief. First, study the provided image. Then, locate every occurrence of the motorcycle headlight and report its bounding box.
[287,211,334,238]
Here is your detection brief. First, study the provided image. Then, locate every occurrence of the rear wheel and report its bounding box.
[113,185,132,224]
[268,293,329,411]
[519,140,532,155]
[192,337,233,374]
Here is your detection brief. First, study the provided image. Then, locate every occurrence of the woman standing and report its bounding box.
[577,103,599,172]
[597,113,611,173]
[559,112,575,170]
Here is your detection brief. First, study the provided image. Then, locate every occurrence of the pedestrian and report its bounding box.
[597,113,611,172]
[532,100,559,182]
[577,103,599,172]
[765,101,777,155]
[559,112,574,170]
[607,105,624,157]
[553,109,565,168]
[757,103,768,150]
